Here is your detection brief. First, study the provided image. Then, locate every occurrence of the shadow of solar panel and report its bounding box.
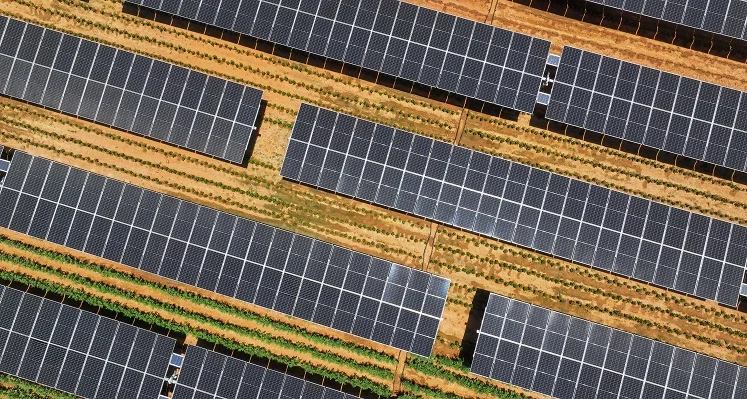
[546,46,747,174]
[0,285,176,399]
[280,103,747,307]
[125,0,550,114]
[471,293,746,399]
[0,149,449,357]
[0,16,263,164]
[173,346,360,399]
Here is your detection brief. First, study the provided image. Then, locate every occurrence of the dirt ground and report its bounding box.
[1,0,746,398]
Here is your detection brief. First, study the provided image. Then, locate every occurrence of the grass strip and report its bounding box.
[406,356,527,399]
[0,235,396,364]
[0,255,393,396]
[0,375,76,399]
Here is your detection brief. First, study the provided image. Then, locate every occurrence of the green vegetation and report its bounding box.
[0,266,394,397]
[0,235,399,363]
[407,356,527,398]
[0,242,395,396]
[0,375,76,399]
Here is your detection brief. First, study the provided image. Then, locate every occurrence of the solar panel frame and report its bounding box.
[546,46,747,173]
[471,293,745,399]
[0,16,263,164]
[125,0,551,114]
[583,0,747,42]
[0,150,449,357]
[0,285,176,399]
[172,345,360,399]
[280,103,747,307]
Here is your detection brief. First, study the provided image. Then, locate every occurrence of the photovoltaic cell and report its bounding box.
[0,285,176,399]
[172,346,359,399]
[125,0,551,113]
[584,0,747,42]
[471,293,746,399]
[546,46,747,173]
[281,104,747,307]
[0,150,449,357]
[0,16,262,164]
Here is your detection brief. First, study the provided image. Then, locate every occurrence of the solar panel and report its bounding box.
[0,150,449,357]
[172,346,359,399]
[280,103,747,307]
[546,46,747,173]
[471,293,747,399]
[583,0,747,42]
[125,0,551,114]
[0,16,263,164]
[0,285,176,399]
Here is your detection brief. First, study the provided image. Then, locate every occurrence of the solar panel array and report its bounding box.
[0,285,176,399]
[584,0,747,42]
[0,16,263,163]
[0,150,449,357]
[546,46,747,173]
[173,346,358,399]
[471,293,747,399]
[126,0,551,113]
[280,104,747,307]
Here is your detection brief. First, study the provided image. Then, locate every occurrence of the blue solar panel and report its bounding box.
[173,346,360,399]
[125,0,551,113]
[281,103,747,307]
[0,149,449,357]
[546,46,747,173]
[0,16,263,163]
[585,0,747,42]
[0,285,176,399]
[472,293,746,399]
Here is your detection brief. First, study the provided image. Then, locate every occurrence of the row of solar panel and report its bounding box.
[0,16,263,163]
[586,0,747,41]
[0,284,368,399]
[0,150,449,357]
[126,0,551,113]
[471,293,747,399]
[280,104,746,307]
[0,285,176,399]
[121,1,747,175]
[546,47,747,173]
[173,346,358,399]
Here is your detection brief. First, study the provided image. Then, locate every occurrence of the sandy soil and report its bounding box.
[1,0,746,397]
